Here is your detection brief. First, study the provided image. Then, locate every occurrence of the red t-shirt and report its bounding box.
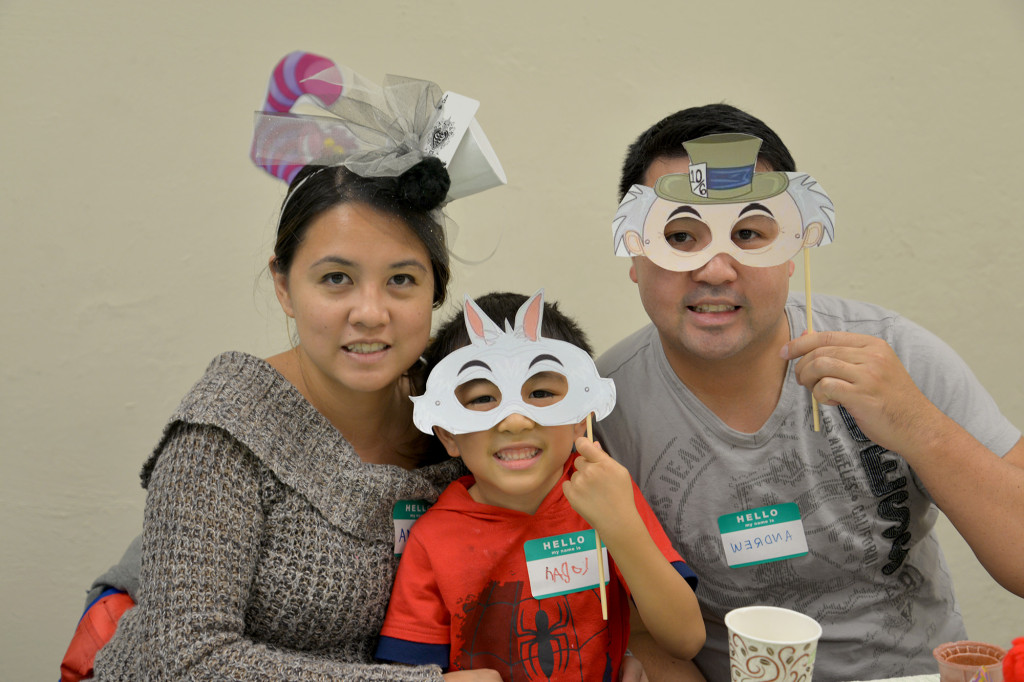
[377,452,696,681]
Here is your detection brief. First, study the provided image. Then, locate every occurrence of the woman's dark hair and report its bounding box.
[618,103,796,200]
[272,156,452,307]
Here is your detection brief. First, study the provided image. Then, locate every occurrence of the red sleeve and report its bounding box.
[632,479,684,564]
[60,590,135,682]
[378,533,452,646]
[617,480,699,590]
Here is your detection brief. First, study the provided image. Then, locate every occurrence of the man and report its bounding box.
[596,103,1024,682]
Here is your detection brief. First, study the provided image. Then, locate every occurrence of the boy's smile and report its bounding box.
[493,442,542,468]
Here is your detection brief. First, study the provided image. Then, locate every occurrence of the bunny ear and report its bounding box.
[516,290,545,342]
[463,295,502,344]
[465,300,485,339]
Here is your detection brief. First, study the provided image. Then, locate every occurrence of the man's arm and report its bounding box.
[784,330,1024,595]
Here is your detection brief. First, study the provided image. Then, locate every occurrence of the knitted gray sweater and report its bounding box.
[94,352,464,681]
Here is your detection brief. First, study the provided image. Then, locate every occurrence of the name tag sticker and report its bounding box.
[524,530,609,599]
[393,500,430,557]
[718,502,809,568]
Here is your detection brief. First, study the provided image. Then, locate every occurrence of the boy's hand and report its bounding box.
[563,437,641,534]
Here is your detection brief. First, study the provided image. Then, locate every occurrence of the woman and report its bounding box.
[89,51,517,680]
[93,155,484,679]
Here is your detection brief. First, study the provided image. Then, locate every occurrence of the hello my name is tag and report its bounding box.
[524,530,610,599]
[393,499,430,557]
[718,502,809,568]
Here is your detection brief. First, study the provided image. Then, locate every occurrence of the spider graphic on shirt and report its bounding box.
[453,580,613,681]
[515,598,571,678]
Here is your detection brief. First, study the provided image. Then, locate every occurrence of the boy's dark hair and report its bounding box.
[618,103,797,200]
[423,292,594,376]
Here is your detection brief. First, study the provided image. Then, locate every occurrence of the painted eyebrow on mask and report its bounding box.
[458,360,492,375]
[738,203,774,217]
[668,205,702,220]
[529,354,564,368]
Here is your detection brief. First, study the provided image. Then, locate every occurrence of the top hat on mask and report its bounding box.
[655,133,789,204]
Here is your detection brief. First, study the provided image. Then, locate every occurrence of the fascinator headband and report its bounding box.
[250,51,505,201]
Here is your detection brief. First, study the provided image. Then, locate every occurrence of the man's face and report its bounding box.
[630,156,795,364]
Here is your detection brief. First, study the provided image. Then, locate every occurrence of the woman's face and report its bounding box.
[272,202,436,396]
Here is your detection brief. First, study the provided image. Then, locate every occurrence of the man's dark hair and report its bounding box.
[618,103,797,199]
[424,292,594,377]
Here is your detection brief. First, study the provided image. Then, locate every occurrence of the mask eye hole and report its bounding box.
[455,379,501,411]
[732,214,779,250]
[663,217,711,252]
[521,371,568,406]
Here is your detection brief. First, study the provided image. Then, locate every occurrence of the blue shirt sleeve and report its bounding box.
[375,636,450,669]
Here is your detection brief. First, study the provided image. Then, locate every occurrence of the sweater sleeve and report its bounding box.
[95,423,444,682]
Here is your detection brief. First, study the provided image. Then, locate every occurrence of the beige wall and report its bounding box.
[2,1,1022,678]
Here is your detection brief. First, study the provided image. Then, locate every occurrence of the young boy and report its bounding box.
[376,291,704,681]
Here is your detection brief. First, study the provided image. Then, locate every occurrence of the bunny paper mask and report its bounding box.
[412,291,617,435]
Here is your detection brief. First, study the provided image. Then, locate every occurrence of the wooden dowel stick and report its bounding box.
[804,249,821,432]
[586,413,608,620]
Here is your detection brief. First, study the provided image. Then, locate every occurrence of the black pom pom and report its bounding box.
[398,157,451,211]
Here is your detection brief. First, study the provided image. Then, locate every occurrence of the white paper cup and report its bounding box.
[725,606,822,682]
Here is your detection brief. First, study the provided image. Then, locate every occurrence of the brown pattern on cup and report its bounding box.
[730,634,815,682]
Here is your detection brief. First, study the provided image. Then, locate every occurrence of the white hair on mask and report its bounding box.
[612,184,658,256]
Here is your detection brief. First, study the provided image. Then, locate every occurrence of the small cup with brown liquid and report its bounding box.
[933,640,1008,682]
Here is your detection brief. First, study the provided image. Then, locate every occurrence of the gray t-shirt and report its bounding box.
[596,294,1019,682]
